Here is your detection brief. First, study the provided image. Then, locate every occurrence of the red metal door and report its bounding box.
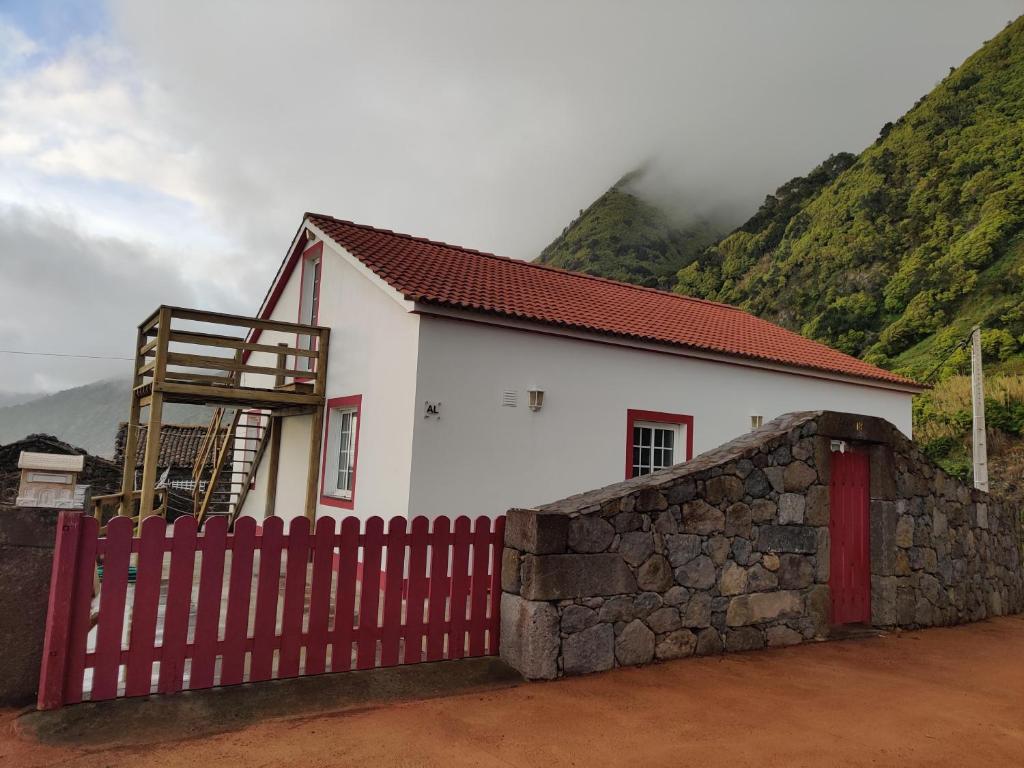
[829,449,871,625]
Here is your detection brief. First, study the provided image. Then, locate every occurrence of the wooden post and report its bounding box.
[265,343,288,518]
[119,327,146,516]
[139,307,171,519]
[37,511,82,710]
[303,329,330,522]
[970,325,989,492]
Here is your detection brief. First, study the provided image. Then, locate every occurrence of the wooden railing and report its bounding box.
[134,306,330,403]
[92,489,168,533]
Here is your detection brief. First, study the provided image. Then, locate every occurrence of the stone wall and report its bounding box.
[0,506,62,705]
[499,411,1023,679]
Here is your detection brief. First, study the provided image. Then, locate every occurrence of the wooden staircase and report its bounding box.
[193,407,272,527]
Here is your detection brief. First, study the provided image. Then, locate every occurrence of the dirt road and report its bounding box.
[5,616,1024,767]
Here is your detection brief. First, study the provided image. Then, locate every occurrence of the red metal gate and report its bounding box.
[829,449,871,625]
[37,512,505,710]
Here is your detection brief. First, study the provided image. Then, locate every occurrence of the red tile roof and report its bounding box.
[306,213,921,389]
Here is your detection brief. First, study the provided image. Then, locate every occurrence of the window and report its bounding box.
[297,242,323,374]
[625,409,693,479]
[320,395,362,508]
[751,415,764,430]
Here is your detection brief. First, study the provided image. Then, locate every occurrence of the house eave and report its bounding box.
[411,301,927,396]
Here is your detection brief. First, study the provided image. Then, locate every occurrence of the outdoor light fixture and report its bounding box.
[527,388,544,411]
[831,439,847,453]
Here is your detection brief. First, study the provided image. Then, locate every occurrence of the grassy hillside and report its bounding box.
[536,169,724,289]
[677,18,1024,381]
[0,379,212,457]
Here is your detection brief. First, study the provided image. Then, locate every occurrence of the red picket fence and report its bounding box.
[37,511,506,710]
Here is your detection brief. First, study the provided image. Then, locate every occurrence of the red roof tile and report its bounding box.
[306,213,921,389]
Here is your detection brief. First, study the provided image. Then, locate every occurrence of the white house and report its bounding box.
[238,213,923,522]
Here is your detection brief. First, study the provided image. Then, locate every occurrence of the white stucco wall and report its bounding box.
[407,315,914,520]
[239,236,420,522]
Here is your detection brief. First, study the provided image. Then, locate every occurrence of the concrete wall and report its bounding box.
[499,411,1023,680]
[409,316,914,519]
[240,233,421,522]
[0,506,61,705]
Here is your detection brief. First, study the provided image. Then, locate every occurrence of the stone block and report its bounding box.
[746,563,778,591]
[637,554,673,592]
[750,499,777,524]
[656,629,697,660]
[615,619,655,666]
[665,533,702,567]
[804,485,830,527]
[568,515,615,554]
[598,596,635,623]
[667,479,696,505]
[501,548,522,594]
[725,503,753,537]
[681,500,725,535]
[506,508,569,555]
[766,624,803,647]
[783,461,817,492]
[743,470,771,499]
[815,529,830,583]
[870,500,897,576]
[756,525,817,554]
[694,627,723,655]
[618,531,654,566]
[707,535,731,566]
[763,467,785,494]
[725,627,765,652]
[871,576,897,626]
[719,562,748,596]
[674,555,716,590]
[806,585,830,637]
[520,553,637,600]
[646,606,681,633]
[705,475,744,505]
[726,591,803,627]
[500,593,559,680]
[562,623,614,675]
[681,592,712,628]
[777,554,814,589]
[561,604,599,634]
[895,515,914,549]
[778,493,805,524]
[637,488,668,512]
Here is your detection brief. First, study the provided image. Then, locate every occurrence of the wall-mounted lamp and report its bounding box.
[830,439,847,453]
[527,387,544,412]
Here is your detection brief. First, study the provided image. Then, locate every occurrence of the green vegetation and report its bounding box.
[675,18,1024,381]
[536,170,723,289]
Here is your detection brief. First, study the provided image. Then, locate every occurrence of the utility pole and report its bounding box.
[970,325,989,492]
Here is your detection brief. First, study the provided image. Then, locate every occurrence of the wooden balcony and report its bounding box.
[121,306,330,522]
[133,305,329,409]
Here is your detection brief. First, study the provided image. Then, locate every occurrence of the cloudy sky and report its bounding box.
[0,0,1019,394]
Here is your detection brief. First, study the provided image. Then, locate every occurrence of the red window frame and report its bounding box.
[319,394,362,509]
[295,241,323,383]
[625,409,694,479]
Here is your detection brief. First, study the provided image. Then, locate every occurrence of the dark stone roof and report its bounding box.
[114,423,225,470]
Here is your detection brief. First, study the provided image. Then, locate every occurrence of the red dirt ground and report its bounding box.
[5,616,1024,767]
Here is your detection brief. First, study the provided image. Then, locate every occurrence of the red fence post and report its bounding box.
[37,511,83,710]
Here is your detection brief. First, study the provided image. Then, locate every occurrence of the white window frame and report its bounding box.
[324,405,358,500]
[297,250,322,373]
[631,420,683,477]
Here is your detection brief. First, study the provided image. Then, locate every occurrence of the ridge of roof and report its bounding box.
[304,212,745,313]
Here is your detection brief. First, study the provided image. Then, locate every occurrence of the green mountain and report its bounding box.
[536,169,724,289]
[0,379,212,457]
[678,17,1024,381]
